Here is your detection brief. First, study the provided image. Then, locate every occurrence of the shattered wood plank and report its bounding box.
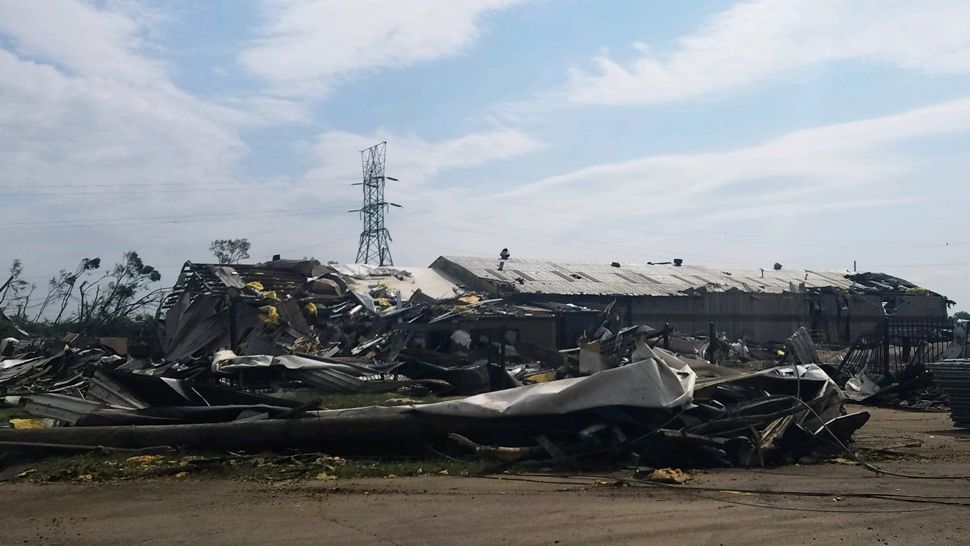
[448,433,541,461]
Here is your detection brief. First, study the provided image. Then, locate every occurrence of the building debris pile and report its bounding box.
[0,337,121,396]
[0,259,871,470]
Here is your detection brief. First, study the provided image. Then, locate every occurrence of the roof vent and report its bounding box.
[673,258,683,267]
[610,262,621,268]
[773,262,783,271]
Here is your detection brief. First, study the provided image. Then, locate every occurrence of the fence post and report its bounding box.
[705,321,716,362]
[882,317,891,376]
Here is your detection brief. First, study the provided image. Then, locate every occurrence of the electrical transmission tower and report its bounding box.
[351,141,401,266]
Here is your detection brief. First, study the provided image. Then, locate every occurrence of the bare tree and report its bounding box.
[2,255,162,336]
[31,258,102,324]
[209,238,251,264]
[67,252,162,335]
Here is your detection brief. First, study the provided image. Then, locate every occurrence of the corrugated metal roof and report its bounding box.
[436,256,861,297]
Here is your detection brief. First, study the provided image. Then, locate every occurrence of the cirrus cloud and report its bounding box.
[568,0,970,105]
[240,0,526,98]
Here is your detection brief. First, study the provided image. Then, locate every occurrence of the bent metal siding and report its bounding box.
[514,291,946,343]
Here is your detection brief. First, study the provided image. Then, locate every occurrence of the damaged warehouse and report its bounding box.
[0,255,878,466]
[160,258,598,365]
[3,250,970,545]
[430,256,949,344]
[6,3,970,540]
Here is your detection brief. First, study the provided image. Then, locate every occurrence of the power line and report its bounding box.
[396,213,742,264]
[0,127,329,146]
[863,261,970,269]
[0,185,345,197]
[2,176,960,248]
[0,207,346,231]
[394,211,970,272]
[476,195,968,249]
[5,182,953,249]
[0,176,350,192]
[266,235,351,258]
[394,206,932,262]
[1,176,348,188]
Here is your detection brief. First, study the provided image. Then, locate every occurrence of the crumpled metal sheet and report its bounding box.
[212,351,373,375]
[412,345,695,418]
[0,354,62,387]
[786,327,820,364]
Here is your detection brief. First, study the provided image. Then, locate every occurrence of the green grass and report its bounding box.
[0,406,31,421]
[8,450,494,483]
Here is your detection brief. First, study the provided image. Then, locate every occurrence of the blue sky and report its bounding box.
[2,0,970,310]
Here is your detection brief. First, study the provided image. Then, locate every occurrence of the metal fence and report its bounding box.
[838,318,962,380]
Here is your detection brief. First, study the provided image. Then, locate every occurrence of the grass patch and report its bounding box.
[0,405,32,422]
[8,450,493,484]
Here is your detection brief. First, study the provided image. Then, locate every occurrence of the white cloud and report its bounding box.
[305,127,543,189]
[3,1,967,306]
[0,2,267,186]
[0,2,279,286]
[500,96,970,218]
[332,96,970,303]
[295,127,543,264]
[568,0,970,105]
[280,99,970,278]
[0,0,165,81]
[0,1,541,286]
[240,0,524,97]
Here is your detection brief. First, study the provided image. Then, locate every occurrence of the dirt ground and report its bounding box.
[2,405,970,545]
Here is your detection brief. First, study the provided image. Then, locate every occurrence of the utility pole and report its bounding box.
[351,141,401,266]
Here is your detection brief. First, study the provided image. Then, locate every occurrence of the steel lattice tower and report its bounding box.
[352,141,400,266]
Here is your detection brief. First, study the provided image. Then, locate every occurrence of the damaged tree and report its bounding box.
[31,257,101,324]
[0,259,33,322]
[1,253,161,338]
[76,251,162,336]
[209,238,251,265]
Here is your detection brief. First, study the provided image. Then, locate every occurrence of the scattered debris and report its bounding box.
[643,468,690,484]
[0,256,880,478]
[836,318,967,407]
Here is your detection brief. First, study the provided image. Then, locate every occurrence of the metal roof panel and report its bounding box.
[436,256,867,297]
